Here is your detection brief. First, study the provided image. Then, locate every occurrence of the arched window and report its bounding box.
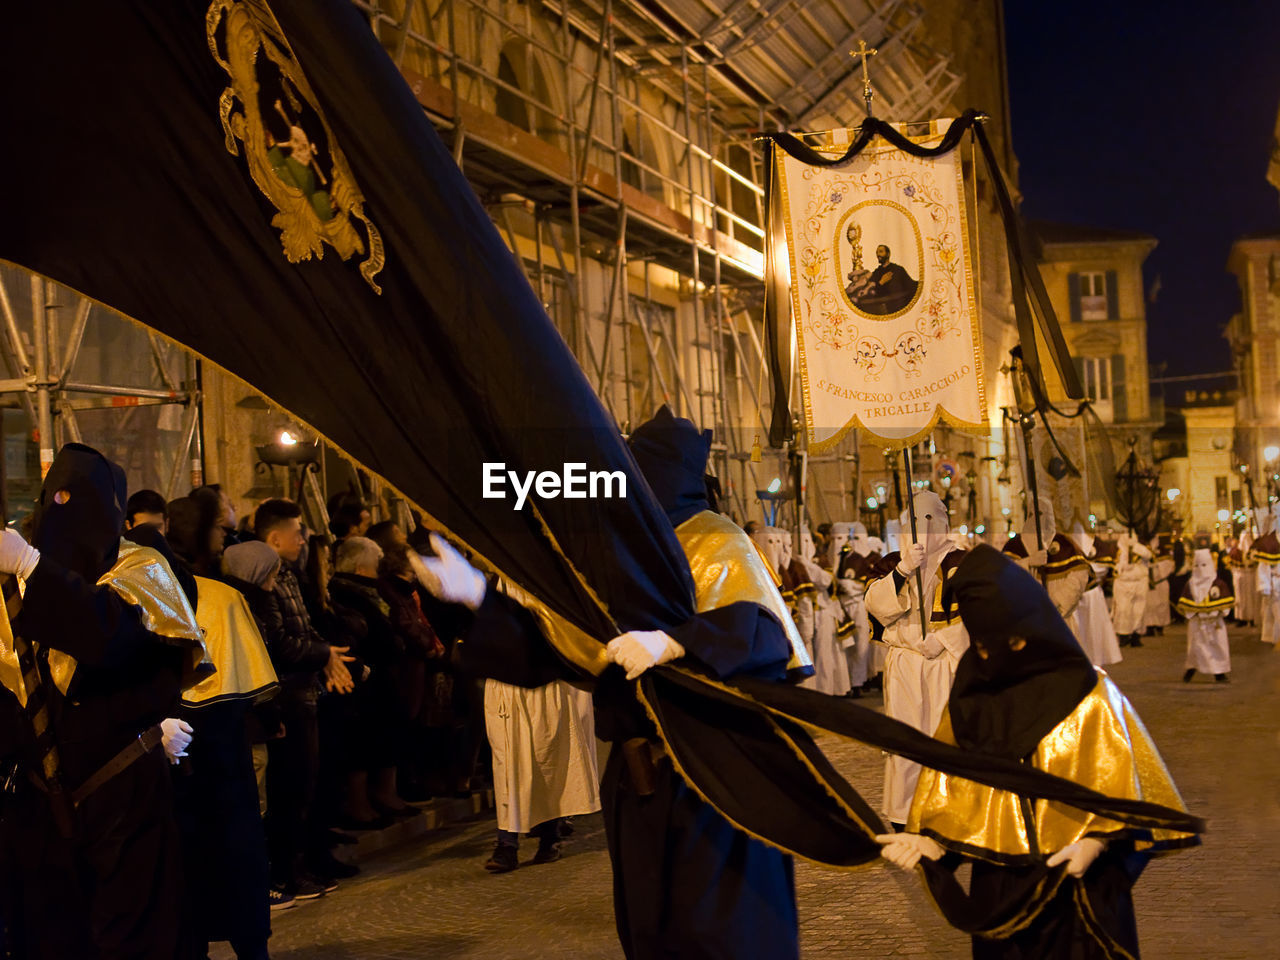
[495,48,530,131]
[494,40,555,137]
[619,113,667,204]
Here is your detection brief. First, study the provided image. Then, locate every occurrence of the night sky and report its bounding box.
[1005,0,1280,378]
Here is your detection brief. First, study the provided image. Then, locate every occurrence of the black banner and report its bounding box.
[0,0,696,647]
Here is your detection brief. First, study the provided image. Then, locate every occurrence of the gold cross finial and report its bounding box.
[850,39,878,116]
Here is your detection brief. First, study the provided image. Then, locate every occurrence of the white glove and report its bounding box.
[0,529,40,579]
[420,533,487,610]
[1046,837,1106,878]
[606,630,685,680]
[160,718,194,765]
[408,549,442,597]
[896,543,926,576]
[876,832,944,870]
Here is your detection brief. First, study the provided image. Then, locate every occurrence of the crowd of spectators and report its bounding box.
[125,484,489,948]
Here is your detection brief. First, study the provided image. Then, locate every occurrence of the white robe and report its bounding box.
[1047,567,1089,623]
[835,575,872,688]
[1143,556,1175,629]
[1111,558,1149,636]
[1076,586,1123,666]
[799,562,851,696]
[1257,561,1280,645]
[1178,582,1232,675]
[485,679,600,834]
[865,556,968,823]
[1232,562,1259,624]
[791,591,817,666]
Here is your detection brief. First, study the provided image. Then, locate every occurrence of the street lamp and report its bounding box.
[255,429,323,513]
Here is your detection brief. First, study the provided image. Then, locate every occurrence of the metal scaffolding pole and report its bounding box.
[631,297,674,412]
[576,0,611,186]
[679,46,707,430]
[0,272,37,427]
[703,62,748,520]
[597,3,629,422]
[643,260,698,418]
[187,353,205,490]
[544,214,618,421]
[57,297,91,388]
[33,278,53,476]
[559,0,588,362]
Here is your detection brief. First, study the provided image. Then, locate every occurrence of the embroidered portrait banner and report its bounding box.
[775,119,986,449]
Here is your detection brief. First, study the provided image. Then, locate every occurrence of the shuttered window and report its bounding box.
[1111,353,1127,421]
[1078,272,1108,320]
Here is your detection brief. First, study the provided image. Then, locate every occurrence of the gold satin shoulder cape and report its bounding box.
[675,511,813,678]
[30,539,214,697]
[497,510,812,679]
[907,669,1197,863]
[181,576,278,707]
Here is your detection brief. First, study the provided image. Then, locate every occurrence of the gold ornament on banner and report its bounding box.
[207,0,385,293]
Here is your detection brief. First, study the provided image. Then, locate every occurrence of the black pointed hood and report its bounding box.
[943,544,1097,759]
[30,443,127,582]
[628,405,712,527]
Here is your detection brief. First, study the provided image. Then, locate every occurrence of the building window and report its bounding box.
[1215,476,1229,510]
[1081,357,1111,401]
[1079,272,1108,321]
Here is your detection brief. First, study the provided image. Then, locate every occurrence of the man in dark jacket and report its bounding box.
[254,499,353,900]
[0,443,209,960]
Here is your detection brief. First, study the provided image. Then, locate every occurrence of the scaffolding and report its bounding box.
[0,263,202,521]
[351,0,969,522]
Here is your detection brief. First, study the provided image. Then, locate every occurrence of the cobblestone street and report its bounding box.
[240,624,1280,960]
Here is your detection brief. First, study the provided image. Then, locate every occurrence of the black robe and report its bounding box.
[457,407,801,959]
[914,545,1196,959]
[857,260,919,314]
[1,445,203,960]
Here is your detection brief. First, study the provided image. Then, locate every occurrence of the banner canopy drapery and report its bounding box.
[774,118,985,449]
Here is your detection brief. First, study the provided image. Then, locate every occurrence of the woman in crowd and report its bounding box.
[328,537,418,824]
[223,542,288,832]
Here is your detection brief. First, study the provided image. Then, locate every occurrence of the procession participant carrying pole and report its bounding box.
[1240,463,1260,537]
[901,446,930,643]
[1010,350,1048,584]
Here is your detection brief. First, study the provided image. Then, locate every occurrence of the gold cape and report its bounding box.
[4,539,213,700]
[675,511,813,678]
[907,669,1196,862]
[181,576,278,707]
[498,511,812,679]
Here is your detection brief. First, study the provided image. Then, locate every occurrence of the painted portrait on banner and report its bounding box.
[776,119,986,449]
[840,202,922,317]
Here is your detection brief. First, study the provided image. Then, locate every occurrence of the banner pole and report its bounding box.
[901,446,930,641]
[1011,353,1049,585]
